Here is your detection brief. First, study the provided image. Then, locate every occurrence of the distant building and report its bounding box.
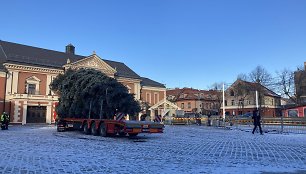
[0,40,165,124]
[166,88,221,115]
[294,62,306,105]
[222,80,282,117]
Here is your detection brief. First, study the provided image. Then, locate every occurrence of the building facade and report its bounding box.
[0,40,166,124]
[294,62,306,105]
[166,88,221,115]
[222,80,282,117]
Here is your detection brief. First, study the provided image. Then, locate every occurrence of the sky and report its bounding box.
[0,0,306,89]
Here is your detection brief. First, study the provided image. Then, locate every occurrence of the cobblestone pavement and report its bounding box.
[0,125,305,174]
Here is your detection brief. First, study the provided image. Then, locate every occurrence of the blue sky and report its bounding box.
[1,0,306,89]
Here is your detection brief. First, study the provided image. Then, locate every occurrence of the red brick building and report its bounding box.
[0,40,165,124]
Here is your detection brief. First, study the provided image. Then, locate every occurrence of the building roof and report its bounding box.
[0,40,141,79]
[105,60,140,79]
[229,80,280,98]
[166,88,220,101]
[141,77,165,88]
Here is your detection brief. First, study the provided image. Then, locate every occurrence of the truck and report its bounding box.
[52,69,164,137]
[56,117,164,137]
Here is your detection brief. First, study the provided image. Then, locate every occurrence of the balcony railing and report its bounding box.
[10,92,58,100]
[27,90,41,95]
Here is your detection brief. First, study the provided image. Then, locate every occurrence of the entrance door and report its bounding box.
[27,106,46,123]
[304,108,306,117]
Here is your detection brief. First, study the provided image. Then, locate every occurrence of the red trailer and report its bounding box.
[56,118,164,137]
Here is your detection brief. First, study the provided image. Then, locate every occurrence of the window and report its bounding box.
[271,99,274,105]
[238,100,243,106]
[154,93,159,104]
[28,84,36,94]
[288,109,298,117]
[181,103,184,109]
[188,102,191,109]
[225,100,227,106]
[146,93,151,104]
[25,76,41,95]
[230,90,234,96]
[231,100,235,106]
[179,94,184,98]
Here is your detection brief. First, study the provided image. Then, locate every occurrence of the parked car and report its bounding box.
[241,112,252,117]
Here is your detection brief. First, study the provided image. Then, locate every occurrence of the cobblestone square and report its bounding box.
[0,125,305,174]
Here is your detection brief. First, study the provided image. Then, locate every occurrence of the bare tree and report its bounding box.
[276,68,296,104]
[232,81,253,114]
[249,65,273,87]
[248,65,275,110]
[210,82,224,115]
[237,73,248,81]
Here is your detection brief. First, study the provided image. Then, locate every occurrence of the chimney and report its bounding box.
[65,44,75,54]
[304,62,306,70]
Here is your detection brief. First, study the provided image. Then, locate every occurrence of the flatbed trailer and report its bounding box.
[56,118,164,137]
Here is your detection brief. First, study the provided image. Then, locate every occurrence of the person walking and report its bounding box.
[252,109,263,135]
[1,112,9,130]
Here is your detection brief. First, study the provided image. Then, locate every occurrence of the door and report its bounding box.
[304,108,306,117]
[27,106,46,123]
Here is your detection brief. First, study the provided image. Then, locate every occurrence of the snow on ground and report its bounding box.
[0,125,305,174]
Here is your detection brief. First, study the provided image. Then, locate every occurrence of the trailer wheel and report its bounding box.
[99,124,107,137]
[128,133,138,137]
[83,122,90,135]
[91,122,98,136]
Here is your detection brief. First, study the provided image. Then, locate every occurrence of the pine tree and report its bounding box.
[50,68,140,119]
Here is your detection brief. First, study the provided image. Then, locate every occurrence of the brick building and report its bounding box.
[294,62,306,105]
[0,40,165,124]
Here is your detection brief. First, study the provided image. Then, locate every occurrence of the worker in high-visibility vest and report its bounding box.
[1,112,10,130]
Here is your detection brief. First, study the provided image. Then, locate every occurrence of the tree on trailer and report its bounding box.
[51,68,164,136]
[51,68,140,120]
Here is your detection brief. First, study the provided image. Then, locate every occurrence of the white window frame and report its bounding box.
[26,76,41,95]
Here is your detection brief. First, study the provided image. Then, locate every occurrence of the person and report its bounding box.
[252,109,263,135]
[140,114,146,121]
[1,112,10,130]
[195,113,201,126]
[207,112,211,126]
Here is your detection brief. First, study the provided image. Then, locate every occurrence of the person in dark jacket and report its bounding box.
[1,112,9,130]
[252,109,263,135]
